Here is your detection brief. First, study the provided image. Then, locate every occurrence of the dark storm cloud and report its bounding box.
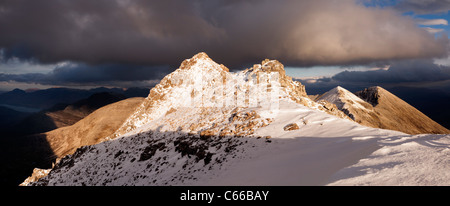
[50,63,171,83]
[0,72,47,83]
[0,0,448,68]
[332,59,450,83]
[0,62,171,85]
[393,0,450,14]
[295,59,450,95]
[0,0,221,65]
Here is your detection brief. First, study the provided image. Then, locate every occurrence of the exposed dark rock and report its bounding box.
[355,87,380,107]
[139,142,166,161]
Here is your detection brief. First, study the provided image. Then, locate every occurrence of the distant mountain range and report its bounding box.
[0,87,149,111]
[1,92,127,137]
[0,87,150,137]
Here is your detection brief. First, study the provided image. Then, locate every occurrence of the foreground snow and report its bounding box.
[204,101,450,186]
[30,100,450,186]
[328,134,450,185]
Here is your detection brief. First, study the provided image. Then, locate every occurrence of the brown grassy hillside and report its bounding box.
[356,86,449,135]
[45,97,144,158]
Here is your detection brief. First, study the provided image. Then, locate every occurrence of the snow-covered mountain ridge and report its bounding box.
[25,52,450,186]
[316,86,450,134]
[113,52,348,138]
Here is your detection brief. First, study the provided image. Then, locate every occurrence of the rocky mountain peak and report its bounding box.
[316,85,374,121]
[245,59,308,103]
[246,59,287,80]
[334,86,345,91]
[260,59,286,75]
[179,52,229,73]
[315,85,450,135]
[112,53,355,138]
[114,54,311,137]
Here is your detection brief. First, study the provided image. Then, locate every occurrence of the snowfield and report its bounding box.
[328,134,450,185]
[30,100,450,186]
[204,101,450,186]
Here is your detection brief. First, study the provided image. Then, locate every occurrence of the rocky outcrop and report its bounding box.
[283,123,300,131]
[20,168,51,186]
[316,99,345,116]
[244,59,308,104]
[355,86,381,106]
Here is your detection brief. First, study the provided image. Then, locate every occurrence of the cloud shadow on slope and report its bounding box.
[0,133,56,186]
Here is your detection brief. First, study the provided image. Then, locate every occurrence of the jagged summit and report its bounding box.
[250,59,286,74]
[192,51,209,59]
[245,59,307,99]
[179,52,229,72]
